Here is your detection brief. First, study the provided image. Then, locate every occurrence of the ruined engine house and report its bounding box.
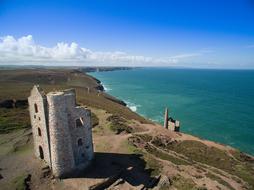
[28,85,94,177]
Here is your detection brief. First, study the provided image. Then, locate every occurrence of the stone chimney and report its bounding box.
[164,107,168,129]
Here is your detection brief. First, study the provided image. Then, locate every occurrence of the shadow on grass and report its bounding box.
[68,152,159,188]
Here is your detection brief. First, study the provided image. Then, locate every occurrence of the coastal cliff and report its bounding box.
[0,68,253,190]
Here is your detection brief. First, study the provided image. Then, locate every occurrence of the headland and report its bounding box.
[0,67,253,190]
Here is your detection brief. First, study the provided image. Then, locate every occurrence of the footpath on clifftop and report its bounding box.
[0,68,254,190]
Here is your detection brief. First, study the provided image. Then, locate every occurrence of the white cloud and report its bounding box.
[0,35,205,66]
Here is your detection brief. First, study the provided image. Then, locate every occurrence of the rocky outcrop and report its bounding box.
[95,84,104,91]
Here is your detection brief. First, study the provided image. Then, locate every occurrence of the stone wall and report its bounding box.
[29,86,94,177]
[47,89,94,177]
[47,91,76,177]
[69,107,94,167]
[28,86,51,166]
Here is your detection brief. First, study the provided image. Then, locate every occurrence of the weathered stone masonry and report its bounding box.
[28,85,94,177]
[163,107,180,132]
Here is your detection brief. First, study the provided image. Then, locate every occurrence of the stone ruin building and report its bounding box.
[28,85,94,177]
[164,107,180,132]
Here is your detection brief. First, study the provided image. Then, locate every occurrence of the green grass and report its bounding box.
[146,136,254,189]
[165,140,254,189]
[233,164,254,189]
[168,140,235,169]
[109,123,133,134]
[206,172,234,190]
[0,108,30,134]
[143,154,162,177]
[128,135,190,166]
[171,175,197,190]
[107,115,133,134]
[209,168,227,178]
[121,139,140,154]
[144,143,190,165]
[13,136,33,155]
[11,174,28,190]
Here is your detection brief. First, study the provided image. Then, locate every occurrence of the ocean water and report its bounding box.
[90,68,254,155]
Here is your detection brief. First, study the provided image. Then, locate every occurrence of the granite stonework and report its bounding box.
[28,85,94,177]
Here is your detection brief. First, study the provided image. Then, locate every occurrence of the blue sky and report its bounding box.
[0,0,254,68]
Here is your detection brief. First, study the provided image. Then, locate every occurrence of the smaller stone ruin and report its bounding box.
[163,107,180,132]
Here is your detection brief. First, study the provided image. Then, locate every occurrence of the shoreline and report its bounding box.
[87,73,142,111]
[1,68,254,189]
[87,71,254,157]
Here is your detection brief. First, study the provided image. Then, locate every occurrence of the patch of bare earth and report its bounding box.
[1,108,253,190]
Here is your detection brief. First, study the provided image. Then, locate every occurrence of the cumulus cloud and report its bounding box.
[0,35,204,66]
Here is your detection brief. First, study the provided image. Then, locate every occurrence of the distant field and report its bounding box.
[0,68,148,134]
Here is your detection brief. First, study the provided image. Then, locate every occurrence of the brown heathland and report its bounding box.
[0,68,254,190]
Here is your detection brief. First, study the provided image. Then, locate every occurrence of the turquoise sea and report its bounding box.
[90,68,254,155]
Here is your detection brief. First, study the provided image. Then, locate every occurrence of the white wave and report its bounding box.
[129,105,137,112]
[104,86,112,91]
[126,101,141,112]
[101,83,112,91]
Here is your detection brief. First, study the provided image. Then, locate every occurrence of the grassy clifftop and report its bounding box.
[0,68,148,131]
[0,68,253,190]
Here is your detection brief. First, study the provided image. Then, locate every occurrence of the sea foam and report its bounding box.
[101,83,112,91]
[126,101,140,112]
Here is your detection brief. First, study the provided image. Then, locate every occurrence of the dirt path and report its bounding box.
[1,107,252,190]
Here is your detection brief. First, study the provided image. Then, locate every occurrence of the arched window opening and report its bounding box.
[39,146,44,159]
[77,138,83,146]
[34,103,38,113]
[76,118,83,127]
[38,128,41,136]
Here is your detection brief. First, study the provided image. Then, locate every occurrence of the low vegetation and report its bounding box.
[144,143,190,165]
[11,173,31,190]
[166,140,254,189]
[107,114,133,134]
[171,175,197,190]
[0,108,30,134]
[91,112,99,127]
[206,172,234,190]
[1,68,254,190]
[128,133,254,189]
[0,69,149,125]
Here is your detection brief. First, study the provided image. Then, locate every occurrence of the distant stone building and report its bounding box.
[163,107,180,132]
[28,85,94,177]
